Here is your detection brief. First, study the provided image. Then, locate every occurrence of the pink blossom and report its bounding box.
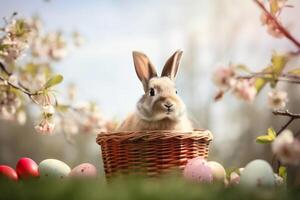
[268,90,288,110]
[260,13,283,38]
[35,119,55,134]
[212,66,236,90]
[272,130,300,165]
[229,172,240,185]
[233,79,257,103]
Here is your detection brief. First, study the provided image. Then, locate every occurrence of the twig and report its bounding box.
[271,110,300,172]
[273,110,300,119]
[249,72,300,80]
[237,74,300,84]
[0,62,40,104]
[0,76,35,96]
[272,110,300,136]
[0,62,12,76]
[253,0,300,49]
[277,117,294,135]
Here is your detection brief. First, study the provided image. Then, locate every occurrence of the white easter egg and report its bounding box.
[39,159,71,179]
[207,161,226,182]
[240,159,275,188]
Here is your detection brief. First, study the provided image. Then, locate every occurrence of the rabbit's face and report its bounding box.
[132,50,186,122]
[137,77,186,121]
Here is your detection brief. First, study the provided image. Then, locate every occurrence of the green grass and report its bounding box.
[0,176,299,200]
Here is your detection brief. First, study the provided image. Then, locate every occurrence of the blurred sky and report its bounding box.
[1,0,299,118]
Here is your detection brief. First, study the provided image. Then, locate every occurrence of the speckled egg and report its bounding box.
[240,159,275,188]
[183,157,213,183]
[207,161,226,182]
[69,163,97,178]
[38,159,71,179]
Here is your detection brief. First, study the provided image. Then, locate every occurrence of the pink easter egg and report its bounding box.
[183,157,213,183]
[69,163,97,178]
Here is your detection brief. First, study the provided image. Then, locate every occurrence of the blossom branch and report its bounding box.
[0,76,36,96]
[273,110,300,135]
[237,73,300,84]
[0,62,39,103]
[253,0,300,49]
[271,110,300,172]
[0,62,12,76]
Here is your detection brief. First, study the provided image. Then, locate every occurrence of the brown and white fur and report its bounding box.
[117,50,193,131]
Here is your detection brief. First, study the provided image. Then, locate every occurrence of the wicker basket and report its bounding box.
[96,129,213,179]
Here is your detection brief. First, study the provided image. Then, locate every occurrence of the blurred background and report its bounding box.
[0,0,300,174]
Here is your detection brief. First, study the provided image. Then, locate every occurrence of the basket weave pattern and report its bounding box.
[96,129,213,178]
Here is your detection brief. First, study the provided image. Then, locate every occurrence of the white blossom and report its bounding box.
[35,118,55,134]
[268,90,288,110]
[233,79,257,103]
[272,130,300,165]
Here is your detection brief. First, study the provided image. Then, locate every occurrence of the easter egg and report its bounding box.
[39,159,71,179]
[183,157,213,183]
[207,161,226,182]
[240,159,275,188]
[16,157,39,179]
[69,163,97,178]
[0,165,18,181]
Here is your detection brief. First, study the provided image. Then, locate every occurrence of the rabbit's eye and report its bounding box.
[176,90,178,94]
[150,88,155,96]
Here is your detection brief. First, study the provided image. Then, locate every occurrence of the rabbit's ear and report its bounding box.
[161,50,183,80]
[133,51,157,90]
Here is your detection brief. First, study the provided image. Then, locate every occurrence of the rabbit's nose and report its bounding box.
[164,103,173,109]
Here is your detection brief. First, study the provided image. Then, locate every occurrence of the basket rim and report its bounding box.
[96,129,213,144]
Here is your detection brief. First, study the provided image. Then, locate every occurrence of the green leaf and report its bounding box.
[256,135,275,144]
[270,53,288,88]
[0,44,10,51]
[254,66,272,93]
[279,166,287,180]
[270,0,279,15]
[287,68,300,75]
[256,127,276,144]
[267,127,276,138]
[254,77,267,93]
[235,64,252,73]
[15,20,27,37]
[254,53,288,93]
[271,53,288,77]
[56,104,69,112]
[44,74,63,89]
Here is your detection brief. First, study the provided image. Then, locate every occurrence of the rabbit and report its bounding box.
[117,50,193,132]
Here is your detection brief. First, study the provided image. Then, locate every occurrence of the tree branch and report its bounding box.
[253,0,300,49]
[0,61,38,97]
[272,110,300,172]
[272,110,300,135]
[237,73,300,84]
[0,62,12,76]
[273,110,300,119]
[0,63,40,105]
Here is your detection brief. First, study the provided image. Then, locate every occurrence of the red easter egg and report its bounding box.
[0,165,18,181]
[16,157,39,179]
